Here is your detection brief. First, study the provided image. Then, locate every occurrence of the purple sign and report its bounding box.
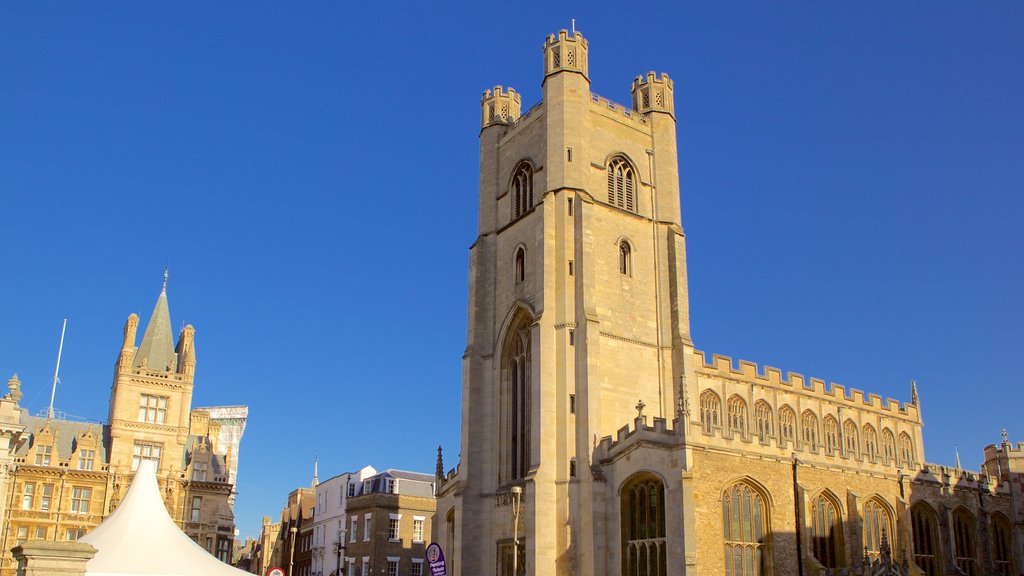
[425,542,447,576]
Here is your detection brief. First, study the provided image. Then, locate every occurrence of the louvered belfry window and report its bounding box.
[512,163,534,220]
[607,158,635,212]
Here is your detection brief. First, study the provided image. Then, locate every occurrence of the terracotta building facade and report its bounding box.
[433,30,1024,576]
[0,277,247,575]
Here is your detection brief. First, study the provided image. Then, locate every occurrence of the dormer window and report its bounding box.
[34,445,52,466]
[193,460,209,481]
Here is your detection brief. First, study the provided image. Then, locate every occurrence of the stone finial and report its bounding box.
[910,380,919,406]
[162,267,168,292]
[635,399,646,419]
[1002,428,1009,445]
[954,445,961,470]
[7,374,22,402]
[435,445,444,480]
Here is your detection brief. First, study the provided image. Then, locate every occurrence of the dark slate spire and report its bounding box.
[133,270,177,372]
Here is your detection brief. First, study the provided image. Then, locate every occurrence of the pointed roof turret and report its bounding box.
[133,271,177,372]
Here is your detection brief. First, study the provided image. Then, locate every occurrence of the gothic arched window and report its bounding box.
[992,514,1014,576]
[779,406,796,445]
[621,474,667,576]
[899,433,915,467]
[722,481,770,576]
[863,498,893,560]
[502,311,532,482]
[607,157,636,212]
[512,162,534,220]
[727,396,747,436]
[802,411,819,451]
[863,425,878,462]
[843,419,858,456]
[823,416,839,455]
[882,429,896,463]
[514,247,525,284]
[810,492,842,569]
[700,391,721,435]
[754,401,773,442]
[953,509,978,576]
[619,241,632,276]
[911,503,941,576]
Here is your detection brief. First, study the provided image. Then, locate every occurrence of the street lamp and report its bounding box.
[510,486,523,576]
[288,526,297,576]
[335,529,346,576]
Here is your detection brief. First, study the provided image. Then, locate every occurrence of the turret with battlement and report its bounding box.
[480,85,521,129]
[631,71,675,117]
[543,29,588,81]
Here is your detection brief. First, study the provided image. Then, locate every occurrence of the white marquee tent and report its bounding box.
[80,460,250,576]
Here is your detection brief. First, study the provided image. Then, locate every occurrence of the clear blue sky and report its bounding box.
[2,3,1021,539]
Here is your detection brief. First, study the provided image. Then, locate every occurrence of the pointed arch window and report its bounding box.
[512,163,534,220]
[700,391,721,435]
[863,499,893,560]
[810,493,842,569]
[514,247,525,284]
[607,157,636,212]
[953,509,978,576]
[778,406,796,445]
[992,514,1014,576]
[621,474,666,576]
[722,482,770,576]
[801,411,819,451]
[619,241,632,276]
[754,401,773,442]
[881,429,896,463]
[911,503,941,576]
[843,419,858,456]
[823,416,839,455]
[502,313,531,482]
[727,396,747,436]
[863,425,878,462]
[898,433,915,467]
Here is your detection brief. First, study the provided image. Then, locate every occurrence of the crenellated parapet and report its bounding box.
[481,85,522,128]
[694,350,919,418]
[594,416,681,463]
[543,29,588,80]
[631,71,674,117]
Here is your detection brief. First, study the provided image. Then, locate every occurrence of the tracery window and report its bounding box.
[722,482,770,576]
[778,406,796,444]
[882,429,896,463]
[512,163,534,219]
[911,503,941,576]
[621,474,666,576]
[700,391,721,434]
[992,514,1014,576]
[502,312,531,482]
[801,411,819,451]
[727,396,747,436]
[754,401,773,442]
[810,493,842,569]
[843,419,858,455]
[619,241,632,276]
[863,499,892,560]
[863,425,878,462]
[953,509,978,576]
[823,416,839,455]
[899,433,915,467]
[607,157,636,212]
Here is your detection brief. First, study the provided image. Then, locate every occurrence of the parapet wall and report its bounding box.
[694,350,920,420]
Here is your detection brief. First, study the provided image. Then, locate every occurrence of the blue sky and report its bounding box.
[1,3,1021,539]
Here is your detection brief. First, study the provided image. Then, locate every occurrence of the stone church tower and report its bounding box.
[436,29,696,576]
[436,29,1024,576]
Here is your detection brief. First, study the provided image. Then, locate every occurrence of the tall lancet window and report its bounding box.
[607,157,636,212]
[502,311,532,482]
[621,474,667,576]
[512,162,534,220]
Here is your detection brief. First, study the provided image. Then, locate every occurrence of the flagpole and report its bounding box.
[48,319,67,420]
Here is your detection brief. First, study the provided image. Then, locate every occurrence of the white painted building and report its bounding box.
[311,465,376,576]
